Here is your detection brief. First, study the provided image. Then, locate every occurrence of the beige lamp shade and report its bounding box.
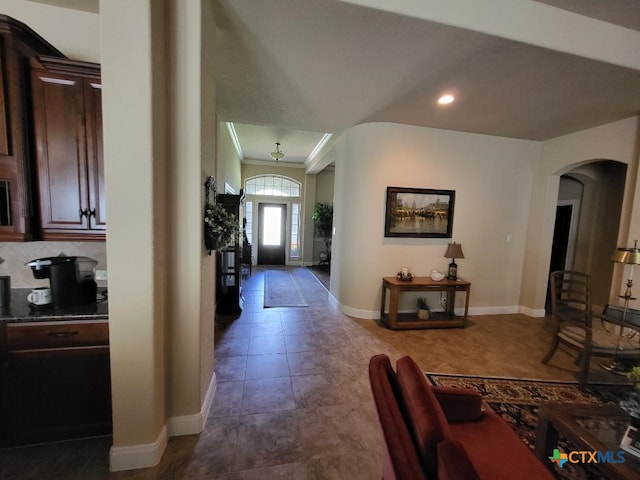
[444,242,464,260]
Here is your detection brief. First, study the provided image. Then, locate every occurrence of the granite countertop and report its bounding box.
[0,288,108,322]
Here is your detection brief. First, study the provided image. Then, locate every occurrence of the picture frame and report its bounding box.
[384,186,455,238]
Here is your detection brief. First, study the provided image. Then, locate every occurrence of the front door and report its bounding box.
[257,203,286,265]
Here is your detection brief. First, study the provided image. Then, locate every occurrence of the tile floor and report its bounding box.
[0,266,621,479]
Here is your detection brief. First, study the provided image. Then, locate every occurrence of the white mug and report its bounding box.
[28,287,52,305]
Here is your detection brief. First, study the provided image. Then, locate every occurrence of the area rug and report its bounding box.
[427,373,633,480]
[264,269,309,307]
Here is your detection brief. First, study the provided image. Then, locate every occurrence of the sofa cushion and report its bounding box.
[368,354,427,480]
[448,407,555,479]
[432,386,483,422]
[437,439,481,480]
[396,356,452,477]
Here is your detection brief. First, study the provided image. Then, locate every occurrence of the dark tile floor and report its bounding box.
[0,266,620,479]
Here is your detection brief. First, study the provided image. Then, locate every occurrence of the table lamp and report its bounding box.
[444,242,464,280]
[602,240,640,373]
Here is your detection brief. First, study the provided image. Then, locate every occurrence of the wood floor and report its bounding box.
[0,266,625,479]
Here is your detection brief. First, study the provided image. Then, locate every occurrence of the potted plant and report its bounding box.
[312,202,333,263]
[204,202,240,252]
[629,367,640,391]
[417,297,430,320]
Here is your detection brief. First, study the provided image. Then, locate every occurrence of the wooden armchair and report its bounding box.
[542,270,640,390]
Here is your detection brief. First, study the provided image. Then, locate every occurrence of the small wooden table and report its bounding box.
[380,276,471,330]
[535,402,640,480]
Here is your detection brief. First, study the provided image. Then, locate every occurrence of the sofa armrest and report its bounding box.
[432,386,483,422]
[437,439,481,480]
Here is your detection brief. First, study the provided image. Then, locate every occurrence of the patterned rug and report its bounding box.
[427,373,633,480]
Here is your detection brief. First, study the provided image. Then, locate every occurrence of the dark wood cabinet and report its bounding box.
[30,56,105,240]
[0,16,64,241]
[0,320,111,446]
[216,193,244,314]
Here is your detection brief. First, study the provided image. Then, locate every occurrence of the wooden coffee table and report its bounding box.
[535,402,640,480]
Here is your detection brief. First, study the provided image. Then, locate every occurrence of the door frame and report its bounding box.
[245,196,302,266]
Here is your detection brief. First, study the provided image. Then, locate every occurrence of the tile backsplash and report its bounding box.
[0,241,107,288]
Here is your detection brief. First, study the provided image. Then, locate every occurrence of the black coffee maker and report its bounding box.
[26,256,98,308]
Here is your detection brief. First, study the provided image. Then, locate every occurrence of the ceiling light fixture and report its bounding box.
[270,142,285,161]
[438,94,455,105]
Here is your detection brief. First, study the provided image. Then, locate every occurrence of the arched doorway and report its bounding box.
[547,160,627,312]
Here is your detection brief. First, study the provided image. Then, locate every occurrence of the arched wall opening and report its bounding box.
[549,160,627,310]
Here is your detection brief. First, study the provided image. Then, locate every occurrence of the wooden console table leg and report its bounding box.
[463,286,470,321]
[380,285,387,319]
[388,287,400,329]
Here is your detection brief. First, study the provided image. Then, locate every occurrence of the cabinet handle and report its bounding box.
[89,208,96,218]
[48,331,79,337]
[79,208,89,219]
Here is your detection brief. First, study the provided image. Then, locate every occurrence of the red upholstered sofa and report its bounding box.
[368,354,555,479]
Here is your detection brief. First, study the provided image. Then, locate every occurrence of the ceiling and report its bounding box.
[29,0,640,169]
[213,0,640,170]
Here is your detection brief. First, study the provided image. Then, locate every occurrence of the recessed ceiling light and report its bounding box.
[438,94,455,105]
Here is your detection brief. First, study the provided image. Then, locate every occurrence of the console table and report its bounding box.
[380,276,471,330]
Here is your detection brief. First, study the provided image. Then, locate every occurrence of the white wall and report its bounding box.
[332,122,539,318]
[216,123,242,192]
[521,116,640,311]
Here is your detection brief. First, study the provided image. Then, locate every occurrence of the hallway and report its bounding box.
[0,267,612,479]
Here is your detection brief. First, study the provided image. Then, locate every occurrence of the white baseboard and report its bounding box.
[468,305,521,315]
[338,302,378,319]
[109,373,217,472]
[520,306,547,317]
[168,372,217,436]
[327,291,340,309]
[110,425,168,472]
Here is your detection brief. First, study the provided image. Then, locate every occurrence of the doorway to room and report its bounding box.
[257,203,287,265]
[546,162,627,312]
[546,199,580,310]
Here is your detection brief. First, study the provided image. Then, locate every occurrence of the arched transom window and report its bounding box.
[244,175,300,197]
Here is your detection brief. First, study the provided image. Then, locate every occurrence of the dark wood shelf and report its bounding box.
[216,193,244,315]
[380,311,466,329]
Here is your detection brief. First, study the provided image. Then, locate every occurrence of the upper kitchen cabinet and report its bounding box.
[30,56,105,240]
[0,16,64,241]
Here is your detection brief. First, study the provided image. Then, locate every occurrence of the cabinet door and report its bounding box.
[0,37,8,157]
[31,68,89,233]
[3,346,111,446]
[84,80,106,230]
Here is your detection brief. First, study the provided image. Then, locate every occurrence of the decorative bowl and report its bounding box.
[430,271,445,281]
